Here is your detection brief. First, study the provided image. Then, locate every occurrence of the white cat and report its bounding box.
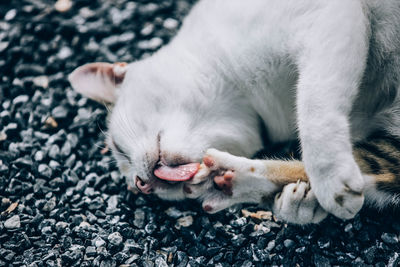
[69,0,400,224]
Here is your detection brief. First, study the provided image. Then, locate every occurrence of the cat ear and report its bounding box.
[68,62,128,103]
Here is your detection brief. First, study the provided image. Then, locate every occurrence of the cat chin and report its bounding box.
[153,185,187,201]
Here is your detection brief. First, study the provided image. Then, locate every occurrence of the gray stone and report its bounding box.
[34,151,44,161]
[133,209,145,228]
[57,46,72,60]
[48,144,60,160]
[93,236,106,248]
[163,18,179,30]
[85,246,97,257]
[137,37,163,50]
[4,215,21,229]
[52,106,68,119]
[12,95,29,105]
[42,197,56,212]
[108,232,123,246]
[284,239,295,249]
[107,195,118,210]
[381,233,399,245]
[38,164,52,178]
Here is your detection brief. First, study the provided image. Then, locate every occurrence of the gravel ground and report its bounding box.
[1,0,400,266]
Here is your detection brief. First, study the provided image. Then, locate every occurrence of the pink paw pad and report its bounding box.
[214,170,234,196]
[203,155,215,168]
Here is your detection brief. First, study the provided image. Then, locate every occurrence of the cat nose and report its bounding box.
[160,151,189,167]
[135,176,153,194]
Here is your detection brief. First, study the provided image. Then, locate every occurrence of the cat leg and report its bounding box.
[184,149,277,212]
[185,148,328,224]
[295,2,369,220]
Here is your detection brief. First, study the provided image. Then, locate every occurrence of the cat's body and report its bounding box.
[69,0,400,224]
[171,0,400,143]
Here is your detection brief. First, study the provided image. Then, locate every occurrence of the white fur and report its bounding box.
[70,0,400,222]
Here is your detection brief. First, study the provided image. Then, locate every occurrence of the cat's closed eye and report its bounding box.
[111,138,131,162]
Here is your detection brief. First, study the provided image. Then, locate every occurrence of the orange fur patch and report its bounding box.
[264,161,308,185]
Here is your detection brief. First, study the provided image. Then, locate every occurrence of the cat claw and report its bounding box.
[273,181,328,224]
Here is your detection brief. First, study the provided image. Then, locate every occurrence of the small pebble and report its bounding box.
[33,76,49,88]
[93,236,106,248]
[163,18,179,30]
[4,215,21,229]
[0,132,7,141]
[108,232,123,246]
[133,209,145,228]
[266,240,275,251]
[176,216,193,228]
[12,95,29,105]
[85,246,96,257]
[55,0,72,12]
[5,9,17,21]
[38,164,53,179]
[165,207,183,218]
[45,117,58,128]
[34,151,45,161]
[141,24,154,36]
[57,47,73,60]
[52,106,68,119]
[283,239,295,249]
[381,233,399,245]
[137,37,163,50]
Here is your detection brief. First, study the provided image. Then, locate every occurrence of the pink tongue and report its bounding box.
[154,163,200,182]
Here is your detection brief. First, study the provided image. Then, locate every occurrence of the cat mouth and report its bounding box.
[153,163,200,181]
[135,163,201,194]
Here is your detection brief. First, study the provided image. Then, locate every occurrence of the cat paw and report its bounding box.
[183,149,234,199]
[273,181,328,224]
[184,149,259,209]
[312,165,365,220]
[214,170,235,196]
[187,148,254,197]
[185,148,274,213]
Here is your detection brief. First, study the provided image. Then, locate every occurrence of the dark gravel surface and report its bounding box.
[1,0,400,266]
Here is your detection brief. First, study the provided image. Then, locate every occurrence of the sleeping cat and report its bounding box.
[68,0,400,224]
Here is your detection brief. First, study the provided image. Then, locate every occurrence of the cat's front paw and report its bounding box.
[184,148,265,213]
[311,163,365,220]
[273,181,328,224]
[187,148,255,198]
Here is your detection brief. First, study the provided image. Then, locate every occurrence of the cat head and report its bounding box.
[68,54,262,200]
